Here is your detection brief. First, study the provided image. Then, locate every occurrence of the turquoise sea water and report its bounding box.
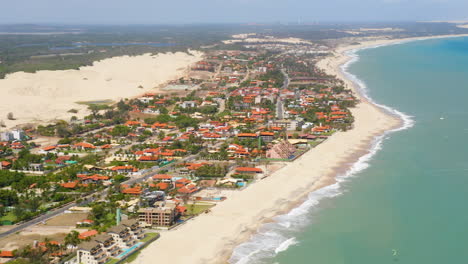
[229,36,468,264]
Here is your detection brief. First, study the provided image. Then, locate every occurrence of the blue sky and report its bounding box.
[2,0,468,24]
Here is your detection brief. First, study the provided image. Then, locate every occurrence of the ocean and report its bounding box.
[229,36,468,264]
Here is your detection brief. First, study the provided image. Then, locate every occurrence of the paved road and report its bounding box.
[281,68,290,89]
[276,68,290,119]
[276,99,284,119]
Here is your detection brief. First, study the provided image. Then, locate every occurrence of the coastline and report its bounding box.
[227,34,468,263]
[134,37,412,263]
[135,34,468,264]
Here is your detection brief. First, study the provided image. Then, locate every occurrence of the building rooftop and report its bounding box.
[78,240,100,251]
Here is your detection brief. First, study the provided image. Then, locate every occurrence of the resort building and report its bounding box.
[94,234,121,258]
[76,220,143,264]
[122,219,145,240]
[77,240,109,264]
[107,220,140,248]
[138,201,178,227]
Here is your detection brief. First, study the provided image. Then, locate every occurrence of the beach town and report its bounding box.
[1,30,464,263]
[0,33,371,264]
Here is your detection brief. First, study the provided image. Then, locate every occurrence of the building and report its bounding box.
[0,129,25,141]
[94,234,121,258]
[11,129,25,141]
[259,132,275,142]
[140,190,165,207]
[107,219,142,248]
[266,140,297,159]
[77,240,109,264]
[0,161,11,170]
[138,201,178,227]
[180,101,197,109]
[76,220,143,264]
[122,219,145,240]
[268,119,304,131]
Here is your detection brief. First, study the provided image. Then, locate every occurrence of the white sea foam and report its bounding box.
[275,237,298,254]
[229,43,416,264]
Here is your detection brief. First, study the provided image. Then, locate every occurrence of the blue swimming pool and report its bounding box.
[116,242,143,259]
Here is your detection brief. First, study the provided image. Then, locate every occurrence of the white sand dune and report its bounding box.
[0,51,203,129]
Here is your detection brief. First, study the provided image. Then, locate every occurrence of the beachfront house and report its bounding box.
[108,219,140,248]
[77,240,109,264]
[76,220,144,264]
[94,234,121,258]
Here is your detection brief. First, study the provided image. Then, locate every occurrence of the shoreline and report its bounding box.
[134,35,419,263]
[226,34,468,263]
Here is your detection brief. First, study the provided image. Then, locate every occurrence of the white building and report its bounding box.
[0,129,25,141]
[180,101,197,109]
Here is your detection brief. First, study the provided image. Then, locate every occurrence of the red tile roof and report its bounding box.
[74,142,96,149]
[0,251,14,258]
[78,230,98,240]
[111,165,138,172]
[237,133,257,137]
[153,174,173,180]
[235,167,263,173]
[61,181,79,189]
[122,187,142,195]
[0,161,11,167]
[43,146,56,151]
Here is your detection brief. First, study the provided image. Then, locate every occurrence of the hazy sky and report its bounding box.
[2,0,468,24]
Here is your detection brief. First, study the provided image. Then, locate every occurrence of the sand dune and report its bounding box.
[0,51,203,129]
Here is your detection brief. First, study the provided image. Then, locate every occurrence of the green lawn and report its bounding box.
[186,203,214,216]
[123,251,141,263]
[140,232,159,243]
[0,212,17,223]
[309,141,322,148]
[106,259,119,264]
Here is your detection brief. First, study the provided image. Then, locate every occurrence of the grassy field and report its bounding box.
[0,212,17,223]
[0,232,68,250]
[140,232,158,243]
[45,212,89,226]
[309,141,322,148]
[186,203,214,216]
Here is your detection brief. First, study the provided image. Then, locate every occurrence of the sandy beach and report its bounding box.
[0,51,203,129]
[133,37,412,264]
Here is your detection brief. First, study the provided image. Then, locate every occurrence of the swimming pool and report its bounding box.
[115,242,143,259]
